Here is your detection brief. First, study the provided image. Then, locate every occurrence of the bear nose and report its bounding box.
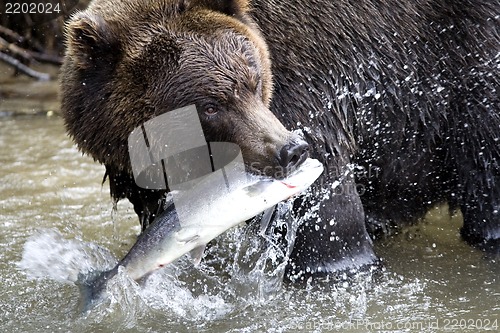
[278,139,309,173]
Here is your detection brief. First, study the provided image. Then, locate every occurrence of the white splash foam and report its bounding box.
[18,228,116,283]
[140,267,234,321]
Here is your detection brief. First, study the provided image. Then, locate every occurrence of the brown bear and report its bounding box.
[61,0,499,281]
[61,0,309,223]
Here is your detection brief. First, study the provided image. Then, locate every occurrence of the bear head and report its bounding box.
[60,0,308,180]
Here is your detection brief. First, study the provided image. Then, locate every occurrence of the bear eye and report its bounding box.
[204,104,218,116]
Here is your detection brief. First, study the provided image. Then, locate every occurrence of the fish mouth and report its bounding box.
[244,152,309,180]
[242,162,288,180]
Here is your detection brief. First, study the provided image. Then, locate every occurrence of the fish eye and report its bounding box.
[204,104,218,116]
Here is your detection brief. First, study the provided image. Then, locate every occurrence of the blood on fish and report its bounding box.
[281,182,296,189]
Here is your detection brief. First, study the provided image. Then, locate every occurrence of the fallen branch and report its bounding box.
[0,35,62,65]
[0,25,26,44]
[0,51,51,81]
[0,24,44,52]
[0,36,33,61]
[30,51,63,65]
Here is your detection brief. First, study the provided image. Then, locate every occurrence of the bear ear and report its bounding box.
[65,12,121,70]
[190,0,250,17]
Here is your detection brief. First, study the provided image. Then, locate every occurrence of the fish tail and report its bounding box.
[76,268,114,313]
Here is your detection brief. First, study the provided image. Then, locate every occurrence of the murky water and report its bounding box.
[1,116,499,333]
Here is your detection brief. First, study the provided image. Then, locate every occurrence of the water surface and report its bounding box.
[1,116,498,332]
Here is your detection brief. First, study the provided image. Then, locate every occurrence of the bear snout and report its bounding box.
[278,138,309,174]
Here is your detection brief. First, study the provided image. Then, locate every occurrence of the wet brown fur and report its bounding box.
[62,0,278,173]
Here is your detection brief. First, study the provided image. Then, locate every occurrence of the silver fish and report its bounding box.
[77,158,323,310]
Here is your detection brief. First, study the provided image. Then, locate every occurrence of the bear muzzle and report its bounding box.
[277,138,309,176]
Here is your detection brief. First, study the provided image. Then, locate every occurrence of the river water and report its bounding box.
[1,115,499,333]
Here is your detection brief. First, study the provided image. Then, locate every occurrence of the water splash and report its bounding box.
[18,228,116,283]
[16,207,432,331]
[136,200,300,319]
[14,222,459,333]
[16,203,300,322]
[141,266,234,321]
[229,201,298,305]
